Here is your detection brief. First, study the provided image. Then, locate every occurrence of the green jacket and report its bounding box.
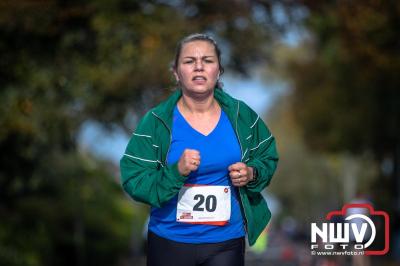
[120,88,278,246]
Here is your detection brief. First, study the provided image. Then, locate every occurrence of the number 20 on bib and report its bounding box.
[176,185,231,226]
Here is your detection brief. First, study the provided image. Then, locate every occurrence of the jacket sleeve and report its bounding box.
[245,112,279,193]
[119,113,187,208]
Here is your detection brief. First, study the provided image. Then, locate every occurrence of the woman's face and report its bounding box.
[174,40,220,95]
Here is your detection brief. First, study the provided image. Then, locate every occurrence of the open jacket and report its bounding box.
[120,88,279,246]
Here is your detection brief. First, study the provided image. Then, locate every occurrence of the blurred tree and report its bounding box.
[269,91,377,224]
[289,0,400,234]
[0,0,299,265]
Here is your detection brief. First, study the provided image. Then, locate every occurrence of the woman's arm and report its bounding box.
[245,114,279,193]
[120,113,187,208]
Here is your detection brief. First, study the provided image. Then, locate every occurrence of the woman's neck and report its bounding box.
[179,90,218,114]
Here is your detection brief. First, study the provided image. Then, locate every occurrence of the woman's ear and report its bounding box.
[173,69,179,83]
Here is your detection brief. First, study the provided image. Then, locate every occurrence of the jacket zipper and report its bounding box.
[151,112,172,165]
[234,101,249,234]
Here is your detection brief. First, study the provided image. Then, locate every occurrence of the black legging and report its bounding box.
[147,231,245,266]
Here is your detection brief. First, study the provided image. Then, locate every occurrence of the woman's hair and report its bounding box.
[172,33,225,78]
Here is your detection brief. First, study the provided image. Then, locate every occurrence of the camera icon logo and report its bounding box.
[311,203,389,255]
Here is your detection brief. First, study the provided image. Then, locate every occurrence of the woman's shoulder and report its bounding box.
[135,90,180,131]
[216,88,258,118]
[238,99,258,118]
[150,90,181,116]
[227,92,259,121]
[134,110,157,134]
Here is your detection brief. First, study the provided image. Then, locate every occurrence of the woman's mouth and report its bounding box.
[192,76,207,84]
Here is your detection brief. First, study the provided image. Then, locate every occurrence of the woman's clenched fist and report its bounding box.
[228,162,254,187]
[177,149,201,176]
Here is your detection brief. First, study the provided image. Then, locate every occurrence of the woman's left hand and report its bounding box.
[228,162,254,187]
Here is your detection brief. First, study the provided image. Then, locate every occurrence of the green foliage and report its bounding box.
[290,0,400,156]
[268,97,378,223]
[0,153,136,266]
[284,0,400,228]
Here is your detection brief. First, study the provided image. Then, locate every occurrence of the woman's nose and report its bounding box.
[194,60,204,71]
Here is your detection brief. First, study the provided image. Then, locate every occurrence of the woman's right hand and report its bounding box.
[177,149,200,176]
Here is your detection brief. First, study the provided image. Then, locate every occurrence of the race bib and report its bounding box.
[176,185,231,226]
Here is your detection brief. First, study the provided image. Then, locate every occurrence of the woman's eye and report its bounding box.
[204,59,214,63]
[183,60,194,64]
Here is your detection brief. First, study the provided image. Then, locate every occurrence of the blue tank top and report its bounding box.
[148,106,245,243]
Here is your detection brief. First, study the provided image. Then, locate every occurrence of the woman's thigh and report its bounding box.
[199,237,245,266]
[147,231,245,266]
[147,231,196,266]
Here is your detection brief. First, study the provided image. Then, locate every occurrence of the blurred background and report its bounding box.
[1,0,399,265]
